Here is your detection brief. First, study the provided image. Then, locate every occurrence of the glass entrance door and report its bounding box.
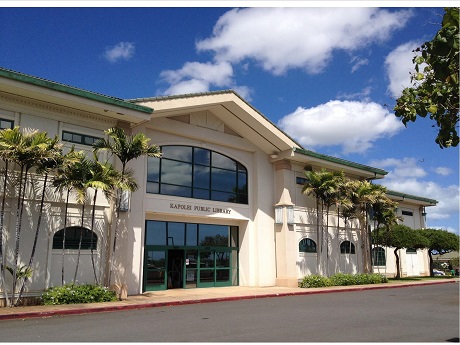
[198,249,231,288]
[144,221,239,291]
[167,250,184,289]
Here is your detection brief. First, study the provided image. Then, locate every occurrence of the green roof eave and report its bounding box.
[0,67,153,114]
[387,190,438,205]
[293,147,388,176]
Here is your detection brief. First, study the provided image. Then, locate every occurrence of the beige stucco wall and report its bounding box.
[119,116,278,294]
[0,95,114,295]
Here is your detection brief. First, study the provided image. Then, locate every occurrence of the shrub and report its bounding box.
[354,273,388,285]
[42,283,117,305]
[299,275,332,288]
[300,273,388,288]
[329,273,356,286]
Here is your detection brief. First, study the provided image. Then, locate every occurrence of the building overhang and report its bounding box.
[0,67,153,124]
[270,147,388,180]
[387,190,438,206]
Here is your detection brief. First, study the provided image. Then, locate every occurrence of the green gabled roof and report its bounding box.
[0,67,153,114]
[387,190,438,205]
[129,91,390,177]
[293,147,388,176]
[127,89,237,103]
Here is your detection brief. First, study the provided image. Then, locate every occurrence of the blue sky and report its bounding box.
[0,4,458,234]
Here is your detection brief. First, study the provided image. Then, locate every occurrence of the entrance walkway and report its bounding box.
[0,278,457,321]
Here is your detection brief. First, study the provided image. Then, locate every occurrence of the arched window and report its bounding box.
[340,241,355,254]
[147,145,248,204]
[299,238,316,253]
[372,247,386,266]
[52,226,97,250]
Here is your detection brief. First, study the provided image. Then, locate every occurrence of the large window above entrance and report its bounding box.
[147,145,248,204]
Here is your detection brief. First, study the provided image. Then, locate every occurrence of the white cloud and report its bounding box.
[337,86,372,102]
[435,167,453,176]
[158,61,235,95]
[370,157,459,229]
[104,42,135,63]
[278,100,404,154]
[197,8,412,75]
[384,40,423,98]
[350,56,369,73]
[369,157,427,179]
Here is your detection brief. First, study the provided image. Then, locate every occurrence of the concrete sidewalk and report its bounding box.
[0,278,457,321]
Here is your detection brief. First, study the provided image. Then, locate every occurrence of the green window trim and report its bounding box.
[62,130,101,147]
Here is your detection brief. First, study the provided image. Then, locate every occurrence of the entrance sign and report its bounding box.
[169,202,231,215]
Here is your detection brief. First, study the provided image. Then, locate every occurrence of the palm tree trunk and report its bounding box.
[315,200,320,275]
[108,163,126,286]
[108,188,121,286]
[62,190,70,285]
[90,190,98,284]
[17,173,48,303]
[0,161,10,307]
[325,209,330,277]
[11,166,25,306]
[336,205,340,275]
[73,202,86,284]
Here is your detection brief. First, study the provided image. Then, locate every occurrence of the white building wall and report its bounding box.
[121,117,278,294]
[0,94,114,297]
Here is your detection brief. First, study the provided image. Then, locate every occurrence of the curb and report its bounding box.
[0,279,456,321]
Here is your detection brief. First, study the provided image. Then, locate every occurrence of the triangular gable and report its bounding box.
[128,90,299,154]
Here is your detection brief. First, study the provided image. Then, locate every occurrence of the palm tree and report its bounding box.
[302,170,325,275]
[0,127,19,306]
[93,127,161,286]
[348,180,387,273]
[335,178,354,273]
[72,158,91,284]
[16,137,63,302]
[302,169,344,276]
[316,170,344,276]
[53,149,86,285]
[5,128,51,306]
[370,196,401,275]
[86,156,118,284]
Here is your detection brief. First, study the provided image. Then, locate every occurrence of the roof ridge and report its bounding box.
[293,147,388,176]
[386,189,438,204]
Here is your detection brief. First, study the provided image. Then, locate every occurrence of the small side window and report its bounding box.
[62,130,101,147]
[53,226,98,250]
[340,241,355,254]
[372,247,386,266]
[0,118,14,130]
[299,238,316,253]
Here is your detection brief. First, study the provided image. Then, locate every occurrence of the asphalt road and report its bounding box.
[0,283,458,342]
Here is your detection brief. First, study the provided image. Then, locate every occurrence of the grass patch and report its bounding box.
[388,275,457,282]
